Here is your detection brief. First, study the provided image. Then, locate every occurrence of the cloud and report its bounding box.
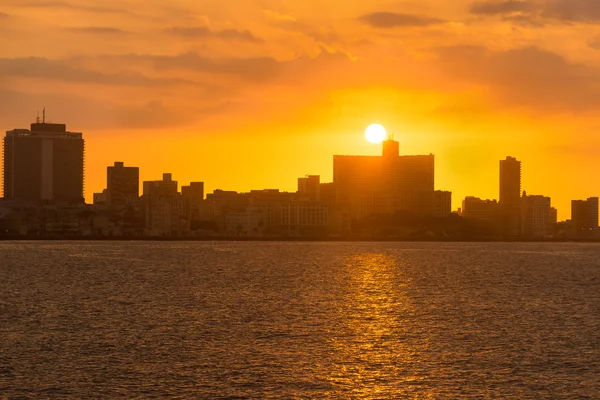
[469,1,535,15]
[0,12,9,18]
[359,12,445,28]
[263,9,340,44]
[116,52,283,81]
[0,57,194,86]
[67,26,130,34]
[19,1,128,14]
[435,45,600,111]
[165,26,263,43]
[543,0,600,23]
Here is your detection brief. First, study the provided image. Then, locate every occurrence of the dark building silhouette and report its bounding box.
[107,162,139,208]
[182,182,205,221]
[298,175,320,201]
[3,119,84,203]
[434,190,452,217]
[572,197,599,238]
[462,197,498,222]
[499,157,521,237]
[333,138,435,218]
[520,192,551,238]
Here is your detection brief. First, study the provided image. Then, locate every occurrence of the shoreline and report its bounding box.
[1,236,599,243]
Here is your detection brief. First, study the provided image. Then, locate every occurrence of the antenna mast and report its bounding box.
[43,107,46,123]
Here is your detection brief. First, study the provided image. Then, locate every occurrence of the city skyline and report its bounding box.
[3,1,600,220]
[2,116,599,223]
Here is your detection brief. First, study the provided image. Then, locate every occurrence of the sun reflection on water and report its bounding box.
[320,252,438,398]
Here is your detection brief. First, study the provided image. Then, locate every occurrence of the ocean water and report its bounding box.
[0,241,598,399]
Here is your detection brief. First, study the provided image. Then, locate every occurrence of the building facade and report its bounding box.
[572,197,599,238]
[142,173,187,237]
[462,197,499,222]
[333,139,435,219]
[434,190,452,217]
[521,193,551,238]
[499,156,521,237]
[107,162,139,208]
[3,121,84,203]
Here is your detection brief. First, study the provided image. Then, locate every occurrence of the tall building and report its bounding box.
[297,175,320,201]
[572,197,599,238]
[499,156,521,237]
[520,193,551,238]
[333,138,435,218]
[3,119,84,203]
[587,197,599,229]
[434,190,452,217]
[142,173,186,237]
[182,182,204,221]
[107,162,139,208]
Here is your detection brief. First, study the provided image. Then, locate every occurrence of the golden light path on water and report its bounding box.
[324,253,438,398]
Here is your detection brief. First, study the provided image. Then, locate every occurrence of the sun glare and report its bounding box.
[365,124,387,144]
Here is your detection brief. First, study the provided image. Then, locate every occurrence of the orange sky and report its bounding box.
[2,0,600,219]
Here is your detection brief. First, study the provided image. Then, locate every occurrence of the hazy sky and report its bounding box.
[3,0,600,218]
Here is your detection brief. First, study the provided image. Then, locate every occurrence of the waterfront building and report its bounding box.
[3,117,84,203]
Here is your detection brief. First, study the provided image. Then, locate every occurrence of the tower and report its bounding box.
[499,156,522,237]
[3,116,84,203]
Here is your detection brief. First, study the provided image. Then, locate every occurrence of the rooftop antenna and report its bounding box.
[43,107,46,123]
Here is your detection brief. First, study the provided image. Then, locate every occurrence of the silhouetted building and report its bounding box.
[334,138,435,218]
[297,175,320,201]
[93,189,108,206]
[500,157,521,237]
[521,192,551,238]
[462,197,498,222]
[182,182,204,221]
[572,197,599,238]
[434,190,452,217]
[587,197,599,229]
[3,119,84,203]
[107,162,139,208]
[281,201,328,236]
[142,173,187,237]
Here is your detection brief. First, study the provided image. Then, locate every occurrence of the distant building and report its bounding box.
[333,138,435,218]
[3,118,84,203]
[225,207,264,237]
[142,173,187,237]
[521,192,551,238]
[182,182,204,221]
[462,197,498,222]
[93,189,108,206]
[107,162,139,208]
[434,191,452,217]
[281,201,328,236]
[500,157,521,237]
[572,197,599,238]
[297,175,320,201]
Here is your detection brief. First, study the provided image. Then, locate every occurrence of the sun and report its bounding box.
[365,124,387,144]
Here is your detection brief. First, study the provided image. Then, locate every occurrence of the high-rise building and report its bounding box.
[142,173,186,237]
[571,197,599,238]
[520,193,551,238]
[107,162,139,208]
[182,182,204,221]
[587,197,599,229]
[333,138,435,218]
[297,175,320,201]
[3,119,84,203]
[499,157,521,237]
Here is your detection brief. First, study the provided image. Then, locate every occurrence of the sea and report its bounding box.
[0,241,598,399]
